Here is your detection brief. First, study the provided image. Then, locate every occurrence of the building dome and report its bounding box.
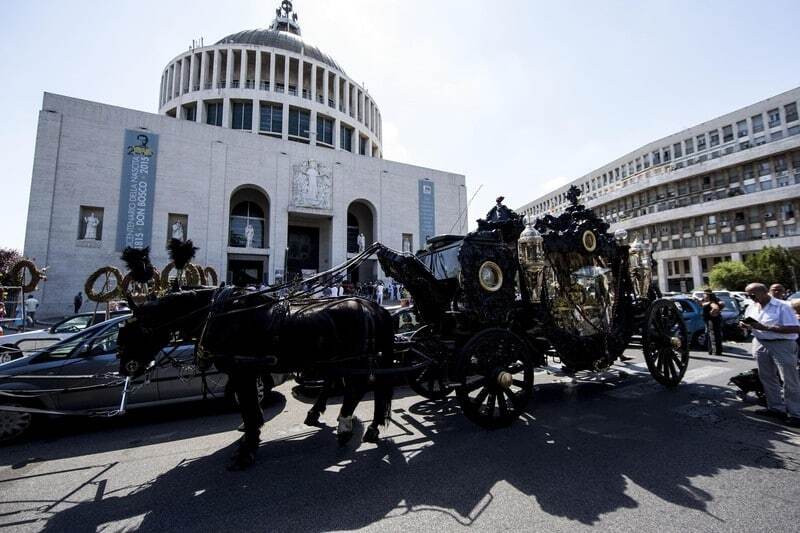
[215,29,346,75]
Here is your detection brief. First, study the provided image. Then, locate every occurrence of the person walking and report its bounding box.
[73,292,83,314]
[24,294,39,326]
[740,283,800,427]
[375,281,384,305]
[701,289,725,355]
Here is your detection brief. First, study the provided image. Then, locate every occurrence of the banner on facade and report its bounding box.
[418,180,436,245]
[116,130,159,251]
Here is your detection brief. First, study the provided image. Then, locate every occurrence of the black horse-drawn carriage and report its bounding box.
[378,186,688,428]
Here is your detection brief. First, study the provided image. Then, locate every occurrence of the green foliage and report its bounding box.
[0,248,22,285]
[709,261,754,291]
[744,246,800,290]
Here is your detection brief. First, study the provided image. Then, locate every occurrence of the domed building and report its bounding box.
[23,2,467,315]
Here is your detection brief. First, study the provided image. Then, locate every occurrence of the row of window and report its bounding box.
[196,101,370,154]
[529,99,800,216]
[160,49,382,138]
[595,151,800,224]
[628,199,799,253]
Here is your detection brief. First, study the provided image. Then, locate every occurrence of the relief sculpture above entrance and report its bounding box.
[292,160,332,210]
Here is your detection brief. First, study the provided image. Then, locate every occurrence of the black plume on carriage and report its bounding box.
[120,246,155,283]
[167,238,198,269]
[533,185,616,256]
[476,195,525,244]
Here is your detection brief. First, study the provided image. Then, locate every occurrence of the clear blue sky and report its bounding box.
[1,0,799,251]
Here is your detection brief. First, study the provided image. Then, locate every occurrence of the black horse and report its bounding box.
[117,287,395,470]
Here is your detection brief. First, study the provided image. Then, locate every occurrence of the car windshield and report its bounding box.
[52,315,94,334]
[717,296,739,313]
[39,318,126,359]
[673,300,695,313]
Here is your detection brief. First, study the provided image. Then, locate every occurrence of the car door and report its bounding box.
[153,342,227,402]
[55,321,157,412]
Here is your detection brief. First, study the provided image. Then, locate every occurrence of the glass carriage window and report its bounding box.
[260,103,283,134]
[288,107,310,138]
[229,201,265,248]
[231,102,253,130]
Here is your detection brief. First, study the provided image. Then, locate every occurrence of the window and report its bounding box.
[768,108,781,128]
[340,124,353,152]
[259,103,282,134]
[786,102,799,123]
[78,206,104,240]
[771,131,784,142]
[231,102,253,130]
[673,142,682,158]
[652,150,661,165]
[685,138,694,154]
[288,107,310,138]
[722,125,733,142]
[696,134,706,151]
[167,213,188,244]
[183,104,196,122]
[752,114,764,133]
[709,130,719,147]
[206,102,223,126]
[316,115,334,145]
[229,201,265,248]
[737,120,748,137]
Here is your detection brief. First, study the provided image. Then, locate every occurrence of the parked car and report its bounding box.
[0,315,288,443]
[666,296,706,349]
[0,311,129,363]
[788,291,800,301]
[690,290,749,342]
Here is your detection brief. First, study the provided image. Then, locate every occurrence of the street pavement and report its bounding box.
[1,340,799,532]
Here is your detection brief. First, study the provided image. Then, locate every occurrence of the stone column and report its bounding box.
[199,50,208,91]
[282,102,289,140]
[268,52,275,91]
[298,59,304,98]
[225,48,234,88]
[253,98,260,133]
[310,110,317,146]
[333,118,340,149]
[334,75,340,112]
[222,98,231,128]
[239,48,247,87]
[344,81,350,116]
[168,64,175,100]
[283,55,290,94]
[310,64,317,103]
[323,69,329,107]
[212,49,221,88]
[189,53,197,93]
[254,50,262,90]
[690,255,703,290]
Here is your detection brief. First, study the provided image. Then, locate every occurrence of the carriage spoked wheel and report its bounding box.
[642,299,689,387]
[404,327,455,400]
[455,328,534,429]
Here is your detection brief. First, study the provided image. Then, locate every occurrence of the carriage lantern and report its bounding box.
[518,216,545,302]
[628,236,653,297]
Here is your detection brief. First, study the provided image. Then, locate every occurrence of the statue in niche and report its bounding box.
[171,220,185,241]
[83,212,100,240]
[357,232,366,252]
[245,223,255,248]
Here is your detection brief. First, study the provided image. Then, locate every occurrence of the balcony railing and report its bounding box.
[260,81,270,90]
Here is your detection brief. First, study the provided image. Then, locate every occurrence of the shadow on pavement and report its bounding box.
[31,377,799,532]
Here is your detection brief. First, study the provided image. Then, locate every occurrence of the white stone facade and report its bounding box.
[518,87,800,293]
[24,93,466,316]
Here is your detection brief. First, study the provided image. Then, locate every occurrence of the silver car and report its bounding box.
[0,316,282,443]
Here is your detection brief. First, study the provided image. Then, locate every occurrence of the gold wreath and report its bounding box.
[121,266,161,298]
[203,267,219,286]
[85,266,123,302]
[192,263,207,285]
[8,260,45,293]
[160,262,201,288]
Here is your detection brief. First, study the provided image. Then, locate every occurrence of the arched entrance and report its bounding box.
[346,199,377,283]
[227,187,270,286]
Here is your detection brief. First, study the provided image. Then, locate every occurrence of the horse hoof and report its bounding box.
[304,411,321,426]
[227,450,257,471]
[362,426,380,444]
[337,432,353,446]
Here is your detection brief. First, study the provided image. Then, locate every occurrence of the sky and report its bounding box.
[1,0,799,251]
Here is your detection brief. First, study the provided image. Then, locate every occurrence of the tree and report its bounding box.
[0,248,22,285]
[709,261,753,291]
[744,246,800,291]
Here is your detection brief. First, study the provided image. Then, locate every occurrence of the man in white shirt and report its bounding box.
[24,295,39,325]
[740,283,800,426]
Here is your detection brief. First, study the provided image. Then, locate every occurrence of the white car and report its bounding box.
[0,311,128,363]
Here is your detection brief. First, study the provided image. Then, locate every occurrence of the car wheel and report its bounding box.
[0,405,34,444]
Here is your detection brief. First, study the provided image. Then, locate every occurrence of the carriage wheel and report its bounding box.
[455,328,534,429]
[404,328,454,400]
[643,299,689,387]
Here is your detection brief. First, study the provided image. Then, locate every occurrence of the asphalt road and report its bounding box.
[1,340,799,532]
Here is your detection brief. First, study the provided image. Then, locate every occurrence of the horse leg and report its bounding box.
[228,371,265,471]
[364,375,393,444]
[337,377,365,445]
[304,377,333,426]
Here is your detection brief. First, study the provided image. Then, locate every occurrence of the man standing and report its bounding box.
[740,283,800,427]
[24,294,39,326]
[375,281,384,305]
[769,283,787,300]
[73,292,83,314]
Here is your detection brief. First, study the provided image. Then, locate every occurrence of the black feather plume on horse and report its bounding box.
[120,246,155,283]
[167,238,197,269]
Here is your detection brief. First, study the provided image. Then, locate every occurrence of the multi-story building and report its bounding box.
[518,87,800,293]
[24,2,467,316]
